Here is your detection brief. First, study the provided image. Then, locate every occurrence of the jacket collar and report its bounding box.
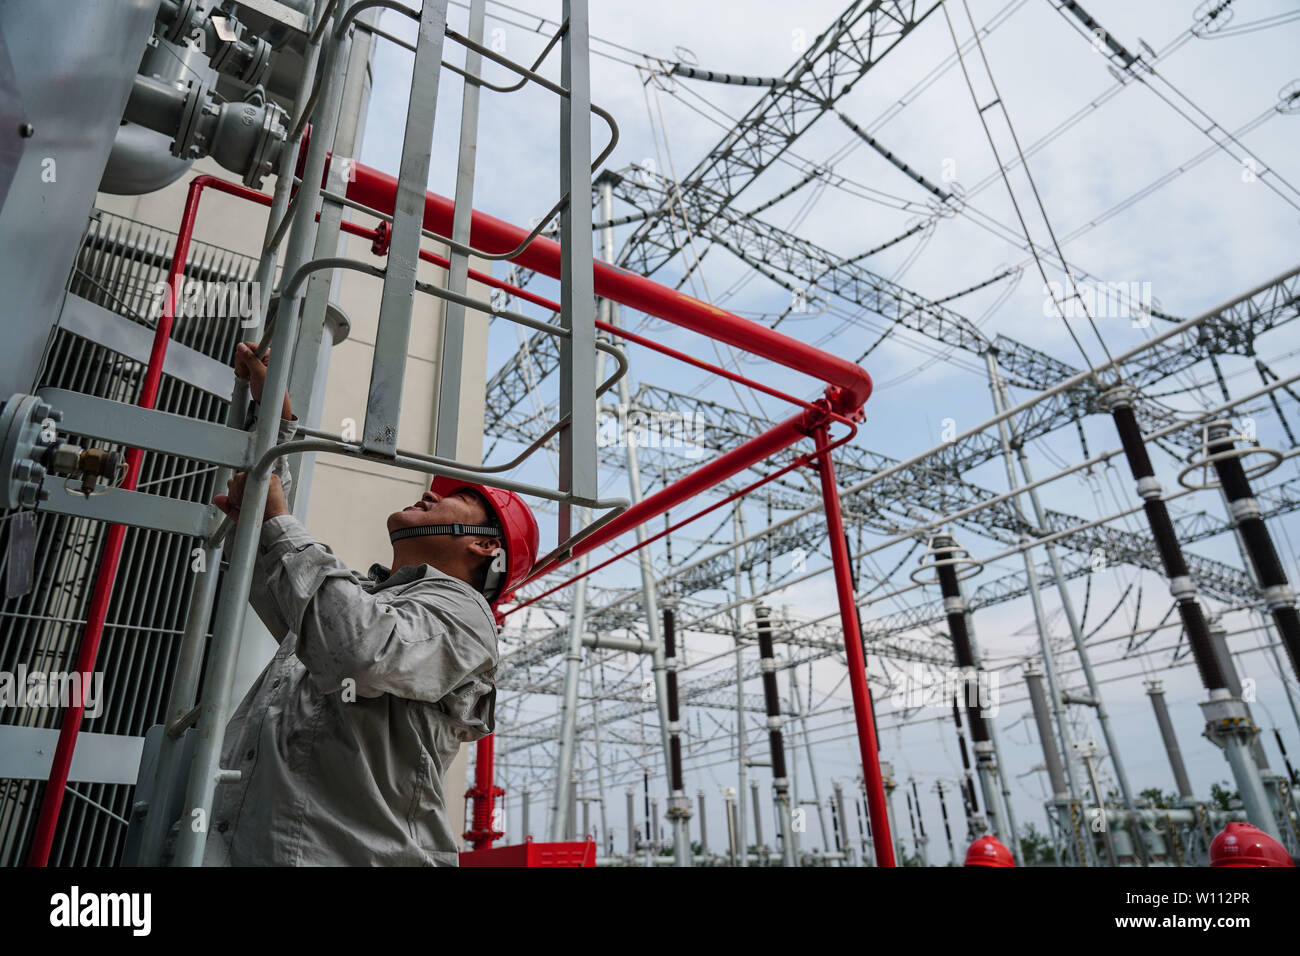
[366,562,486,602]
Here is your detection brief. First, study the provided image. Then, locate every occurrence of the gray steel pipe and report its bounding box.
[1145,681,1195,801]
[1024,662,1069,798]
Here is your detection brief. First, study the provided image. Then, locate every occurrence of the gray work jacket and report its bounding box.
[201,418,499,866]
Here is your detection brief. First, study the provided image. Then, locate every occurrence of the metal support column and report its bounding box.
[1207,618,1297,846]
[605,172,681,862]
[287,8,372,505]
[1026,660,1089,866]
[1207,618,1270,769]
[962,593,1023,865]
[789,669,832,853]
[590,664,609,854]
[1024,661,1070,799]
[697,790,708,854]
[361,0,449,455]
[881,764,899,858]
[812,422,895,865]
[550,540,588,839]
[556,0,597,539]
[985,355,1086,807]
[724,787,740,865]
[432,0,486,459]
[1145,680,1195,801]
[626,789,635,856]
[1079,742,1118,866]
[567,774,578,841]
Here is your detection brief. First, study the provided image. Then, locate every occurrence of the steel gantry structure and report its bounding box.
[491,263,1300,862]
[477,0,1300,866]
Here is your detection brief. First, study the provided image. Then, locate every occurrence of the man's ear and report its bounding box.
[469,536,501,559]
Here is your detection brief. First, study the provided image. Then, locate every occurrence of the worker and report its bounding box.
[1209,821,1296,867]
[963,834,1015,867]
[190,342,538,865]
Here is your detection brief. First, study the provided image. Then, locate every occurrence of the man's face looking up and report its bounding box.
[388,486,492,533]
[387,486,502,586]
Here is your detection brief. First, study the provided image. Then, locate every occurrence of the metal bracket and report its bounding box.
[36,388,256,471]
[37,474,218,537]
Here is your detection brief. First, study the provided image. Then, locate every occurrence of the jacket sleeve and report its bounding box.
[243,415,302,638]
[270,415,297,502]
[249,515,499,714]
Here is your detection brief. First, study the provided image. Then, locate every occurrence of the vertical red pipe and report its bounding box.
[467,735,501,851]
[813,422,895,867]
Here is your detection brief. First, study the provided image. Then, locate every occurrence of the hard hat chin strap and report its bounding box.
[388,523,502,543]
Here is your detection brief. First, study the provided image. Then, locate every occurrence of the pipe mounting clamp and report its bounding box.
[1135,476,1163,500]
[1228,497,1261,522]
[1264,584,1296,610]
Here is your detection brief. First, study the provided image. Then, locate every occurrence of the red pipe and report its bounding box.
[409,242,824,415]
[813,421,895,866]
[350,218,824,414]
[522,408,821,588]
[464,735,504,851]
[509,414,857,614]
[343,161,872,417]
[27,176,271,866]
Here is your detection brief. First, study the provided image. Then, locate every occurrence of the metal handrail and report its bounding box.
[356,11,568,94]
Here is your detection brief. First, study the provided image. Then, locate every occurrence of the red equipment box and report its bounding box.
[458,837,597,868]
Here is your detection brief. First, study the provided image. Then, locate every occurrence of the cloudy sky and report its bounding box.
[358,0,1300,860]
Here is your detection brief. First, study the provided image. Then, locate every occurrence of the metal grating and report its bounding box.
[0,210,258,866]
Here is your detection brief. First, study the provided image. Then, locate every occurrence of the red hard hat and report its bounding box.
[1209,822,1295,867]
[964,835,1015,867]
[429,476,539,609]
